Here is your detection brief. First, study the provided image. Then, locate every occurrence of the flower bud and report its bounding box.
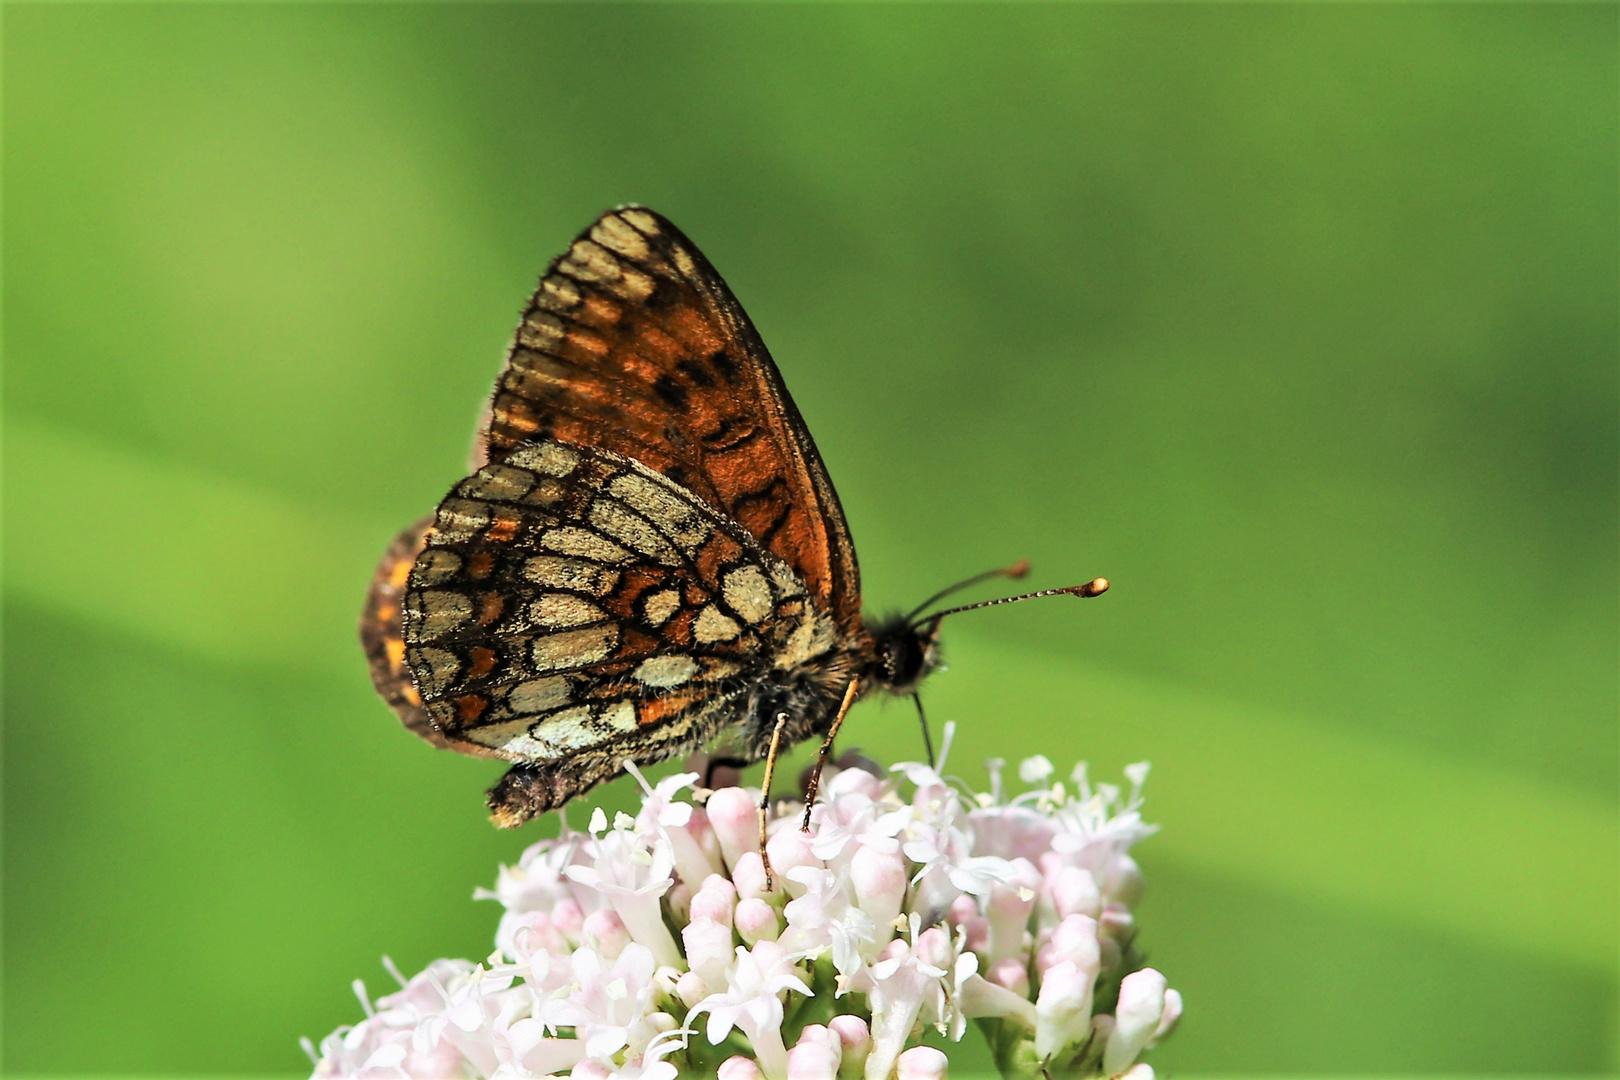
[786,1023,841,1079]
[675,969,708,1009]
[732,852,773,902]
[987,863,1038,964]
[1105,854,1145,908]
[682,916,735,986]
[690,874,738,927]
[766,828,821,894]
[851,845,907,928]
[735,896,781,944]
[827,1014,871,1078]
[915,926,955,970]
[895,1045,949,1080]
[1147,988,1183,1048]
[705,787,761,871]
[1049,865,1101,921]
[1038,913,1100,977]
[1103,967,1167,1076]
[987,956,1030,997]
[1034,959,1099,1059]
[717,1055,766,1080]
[947,894,978,926]
[580,909,630,960]
[961,915,990,956]
[570,1060,612,1080]
[550,897,585,943]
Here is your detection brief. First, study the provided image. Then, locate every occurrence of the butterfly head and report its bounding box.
[866,613,944,696]
[866,561,1111,697]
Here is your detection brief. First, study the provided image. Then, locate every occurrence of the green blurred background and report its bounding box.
[4,3,1615,1075]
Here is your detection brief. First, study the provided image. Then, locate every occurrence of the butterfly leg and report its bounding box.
[912,693,935,769]
[758,712,791,891]
[800,677,862,832]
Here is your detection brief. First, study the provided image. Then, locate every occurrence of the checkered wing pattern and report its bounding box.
[400,439,838,778]
[484,206,861,630]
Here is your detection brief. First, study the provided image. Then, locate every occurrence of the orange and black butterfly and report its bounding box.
[360,206,1107,839]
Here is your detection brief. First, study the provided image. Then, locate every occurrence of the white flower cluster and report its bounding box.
[306,725,1182,1079]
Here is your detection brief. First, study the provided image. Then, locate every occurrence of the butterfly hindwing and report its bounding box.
[485,206,862,630]
[399,438,840,768]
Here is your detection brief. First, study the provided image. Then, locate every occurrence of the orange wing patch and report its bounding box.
[484,207,861,627]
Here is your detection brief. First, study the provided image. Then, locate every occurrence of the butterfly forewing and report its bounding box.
[400,439,840,767]
[484,207,861,630]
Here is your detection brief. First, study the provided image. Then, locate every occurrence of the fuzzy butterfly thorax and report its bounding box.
[359,205,1105,835]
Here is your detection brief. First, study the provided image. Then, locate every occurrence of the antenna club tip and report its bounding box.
[1007,559,1031,580]
[1078,577,1109,597]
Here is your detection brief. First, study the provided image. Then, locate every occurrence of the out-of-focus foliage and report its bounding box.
[4,5,1614,1074]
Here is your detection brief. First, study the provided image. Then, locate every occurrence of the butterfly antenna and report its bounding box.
[904,559,1031,623]
[910,578,1110,630]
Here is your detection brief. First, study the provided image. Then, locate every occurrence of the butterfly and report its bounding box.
[360,206,1108,855]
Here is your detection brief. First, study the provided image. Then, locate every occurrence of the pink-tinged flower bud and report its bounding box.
[961,915,990,956]
[1147,988,1183,1048]
[666,879,696,921]
[683,916,735,986]
[987,956,1030,997]
[581,909,630,960]
[947,894,979,926]
[1099,902,1135,940]
[735,896,782,943]
[706,787,761,871]
[987,862,1038,964]
[1106,854,1145,908]
[675,968,708,1009]
[1103,967,1168,1075]
[827,764,883,800]
[827,1014,871,1078]
[717,1055,766,1080]
[895,1045,948,1080]
[786,1023,841,1079]
[915,926,954,970]
[851,845,907,927]
[570,1059,612,1080]
[1050,865,1101,921]
[732,852,773,901]
[691,874,738,927]
[1035,959,1098,1060]
[766,828,821,894]
[551,897,586,943]
[688,805,723,866]
[1038,914,1100,976]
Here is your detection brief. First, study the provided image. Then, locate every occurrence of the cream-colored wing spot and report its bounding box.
[523,555,619,595]
[506,442,581,477]
[591,215,652,262]
[463,716,545,755]
[541,526,633,564]
[433,499,490,543]
[722,565,774,624]
[589,499,680,566]
[599,700,639,732]
[411,591,473,638]
[531,624,618,671]
[633,655,700,688]
[642,588,681,627]
[516,310,566,351]
[607,473,711,552]
[768,562,807,600]
[458,464,535,502]
[529,593,606,629]
[694,605,742,644]
[507,675,572,713]
[618,207,662,236]
[530,706,598,754]
[412,549,462,585]
[412,646,462,695]
[776,606,838,670]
